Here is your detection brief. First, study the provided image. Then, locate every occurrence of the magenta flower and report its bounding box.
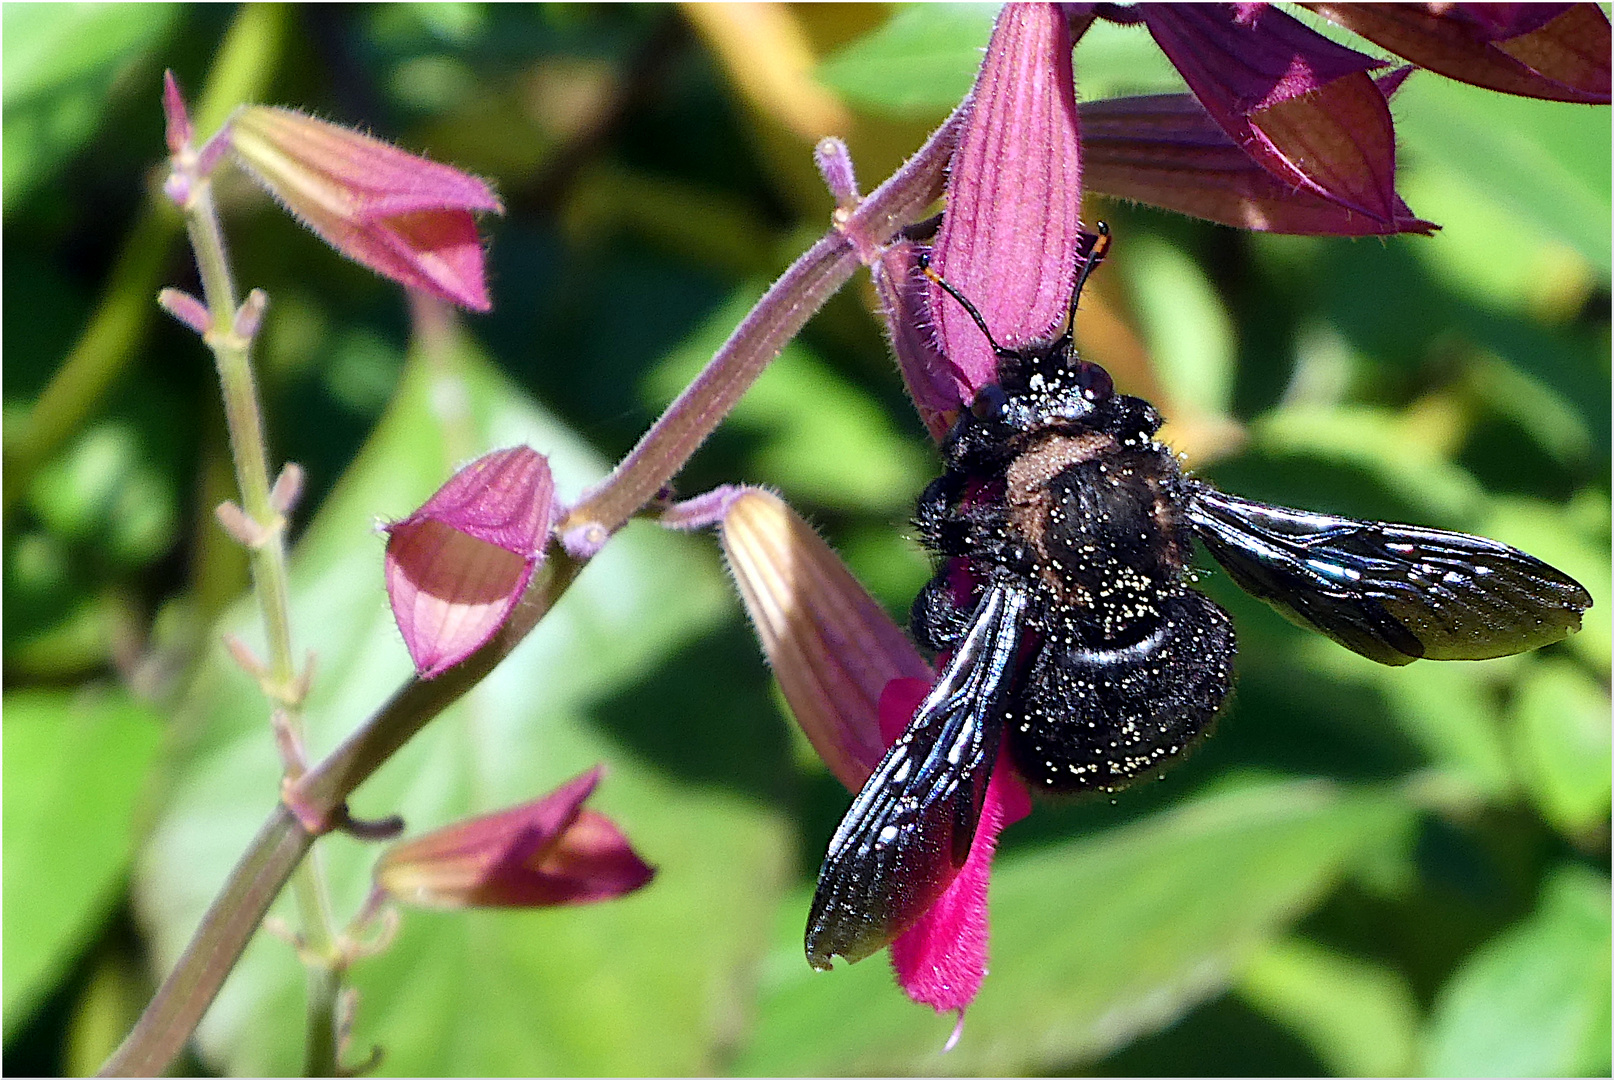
[375,767,654,908]
[227,105,503,311]
[384,447,554,679]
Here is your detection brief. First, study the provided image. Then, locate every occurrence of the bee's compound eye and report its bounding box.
[972,383,1009,421]
[1074,362,1113,402]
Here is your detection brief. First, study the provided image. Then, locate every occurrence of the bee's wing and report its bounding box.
[805,581,1028,969]
[1186,483,1591,666]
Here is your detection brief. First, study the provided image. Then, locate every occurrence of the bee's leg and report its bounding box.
[910,559,973,651]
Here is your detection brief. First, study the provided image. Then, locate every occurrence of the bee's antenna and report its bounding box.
[918,252,1015,358]
[1060,222,1111,339]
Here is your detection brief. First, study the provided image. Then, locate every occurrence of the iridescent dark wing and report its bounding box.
[1186,483,1592,666]
[805,582,1029,969]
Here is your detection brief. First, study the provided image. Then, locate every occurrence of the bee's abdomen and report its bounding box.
[1007,589,1235,791]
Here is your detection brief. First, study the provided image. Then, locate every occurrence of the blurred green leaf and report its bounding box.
[27,420,178,565]
[1483,495,1611,676]
[1395,72,1612,276]
[1424,864,1611,1077]
[1237,936,1420,1077]
[1124,234,1236,416]
[135,336,794,1075]
[1072,19,1185,101]
[815,4,995,118]
[1,3,180,214]
[739,777,1413,1075]
[1510,659,1611,839]
[3,689,163,1031]
[645,286,932,514]
[1250,406,1488,525]
[1301,642,1514,801]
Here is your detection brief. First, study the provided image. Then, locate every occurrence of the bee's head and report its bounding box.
[973,345,1114,430]
[927,224,1115,433]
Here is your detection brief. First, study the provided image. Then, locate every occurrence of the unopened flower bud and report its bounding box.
[375,768,654,908]
[229,105,504,311]
[718,487,931,790]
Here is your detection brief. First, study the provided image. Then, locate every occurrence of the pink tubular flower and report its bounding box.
[228,105,503,311]
[375,767,654,908]
[384,447,554,679]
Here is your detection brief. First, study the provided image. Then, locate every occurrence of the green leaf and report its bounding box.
[1237,936,1420,1077]
[1394,72,1612,277]
[134,336,796,1075]
[815,4,995,119]
[1123,234,1236,416]
[1510,659,1612,839]
[1,3,180,214]
[3,688,163,1031]
[738,777,1414,1074]
[1424,865,1612,1077]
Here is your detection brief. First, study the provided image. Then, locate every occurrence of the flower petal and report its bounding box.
[929,1,1083,400]
[1141,3,1401,224]
[1081,90,1436,236]
[1307,2,1611,104]
[881,678,1031,1013]
[719,488,931,789]
[873,240,963,441]
[384,447,554,679]
[889,755,1031,1014]
[229,105,502,310]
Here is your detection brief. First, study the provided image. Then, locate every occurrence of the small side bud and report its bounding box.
[158,288,211,334]
[162,70,192,155]
[814,136,860,209]
[215,500,271,547]
[269,462,305,515]
[234,288,269,340]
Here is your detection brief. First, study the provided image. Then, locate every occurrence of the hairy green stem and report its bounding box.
[167,149,341,1072]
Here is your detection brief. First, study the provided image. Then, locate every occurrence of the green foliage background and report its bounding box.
[4,4,1608,1076]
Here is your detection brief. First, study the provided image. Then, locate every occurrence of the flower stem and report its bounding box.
[173,160,344,1071]
[557,106,963,551]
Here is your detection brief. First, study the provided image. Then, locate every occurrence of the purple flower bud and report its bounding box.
[228,106,504,312]
[157,287,212,335]
[162,70,192,156]
[384,447,554,679]
[1140,3,1402,226]
[1080,81,1435,236]
[375,767,654,908]
[717,485,1032,1017]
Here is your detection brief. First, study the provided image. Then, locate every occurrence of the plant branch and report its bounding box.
[100,103,965,1078]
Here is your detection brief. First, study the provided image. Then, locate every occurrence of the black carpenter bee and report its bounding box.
[805,225,1592,969]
